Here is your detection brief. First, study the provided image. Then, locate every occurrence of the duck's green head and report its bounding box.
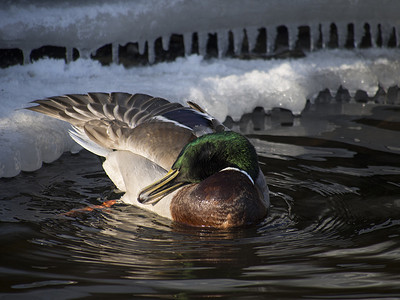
[138,131,260,204]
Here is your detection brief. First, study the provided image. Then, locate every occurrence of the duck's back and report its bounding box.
[28,92,225,170]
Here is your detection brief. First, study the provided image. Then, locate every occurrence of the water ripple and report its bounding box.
[1,102,400,298]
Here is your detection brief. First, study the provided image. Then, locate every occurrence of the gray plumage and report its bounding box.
[27,92,224,169]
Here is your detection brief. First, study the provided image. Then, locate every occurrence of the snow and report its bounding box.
[1,49,400,178]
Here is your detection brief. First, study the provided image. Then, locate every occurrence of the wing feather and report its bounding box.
[27,92,226,168]
[87,92,110,105]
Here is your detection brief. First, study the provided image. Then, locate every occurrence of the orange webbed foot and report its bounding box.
[62,199,117,217]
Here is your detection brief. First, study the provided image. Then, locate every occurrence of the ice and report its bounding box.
[397,26,400,46]
[22,48,30,65]
[217,30,228,58]
[147,38,155,64]
[161,36,169,51]
[369,22,378,47]
[4,1,400,178]
[2,1,399,52]
[266,26,277,54]
[138,40,146,55]
[321,23,330,48]
[197,32,208,57]
[336,22,347,48]
[232,28,244,54]
[309,24,319,51]
[112,43,119,64]
[183,33,192,56]
[66,47,73,64]
[2,0,400,65]
[379,24,391,46]
[288,25,297,50]
[246,27,258,53]
[1,49,400,177]
[0,112,80,177]
[354,24,364,48]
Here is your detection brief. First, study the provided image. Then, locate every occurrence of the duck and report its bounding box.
[27,92,269,228]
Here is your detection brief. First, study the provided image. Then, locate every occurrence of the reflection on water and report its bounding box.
[1,102,400,299]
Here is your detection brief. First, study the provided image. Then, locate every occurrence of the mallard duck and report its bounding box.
[27,93,269,228]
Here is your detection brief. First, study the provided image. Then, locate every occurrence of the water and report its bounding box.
[1,101,400,299]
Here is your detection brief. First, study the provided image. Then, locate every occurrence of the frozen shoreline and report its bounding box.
[1,49,399,177]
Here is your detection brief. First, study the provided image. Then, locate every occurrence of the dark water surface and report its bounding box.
[1,102,400,299]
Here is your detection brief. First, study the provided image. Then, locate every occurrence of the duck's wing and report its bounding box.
[27,92,226,169]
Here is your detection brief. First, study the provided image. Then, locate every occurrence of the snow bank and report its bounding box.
[1,49,399,177]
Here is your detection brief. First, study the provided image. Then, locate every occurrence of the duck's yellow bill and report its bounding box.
[138,169,184,204]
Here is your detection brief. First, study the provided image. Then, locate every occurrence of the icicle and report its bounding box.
[183,32,192,56]
[80,49,90,59]
[161,35,169,51]
[246,27,258,53]
[321,23,330,48]
[216,30,227,58]
[147,39,155,64]
[366,88,378,98]
[310,24,320,51]
[197,32,207,57]
[288,25,297,50]
[354,23,364,48]
[330,88,337,98]
[369,22,378,47]
[22,48,30,64]
[138,40,146,55]
[232,28,244,54]
[348,89,356,98]
[266,26,277,54]
[352,24,359,48]
[112,43,119,64]
[336,22,347,48]
[66,47,73,64]
[381,23,393,47]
